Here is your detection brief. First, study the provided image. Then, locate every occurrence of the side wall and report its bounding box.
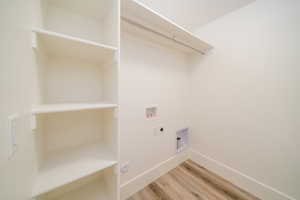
[120,32,189,199]
[0,0,41,199]
[189,0,300,199]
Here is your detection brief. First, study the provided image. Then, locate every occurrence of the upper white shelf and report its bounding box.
[32,103,118,114]
[32,28,118,64]
[32,141,117,197]
[121,0,213,54]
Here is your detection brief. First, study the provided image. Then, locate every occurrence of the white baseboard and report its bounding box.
[120,149,296,200]
[189,149,296,200]
[120,152,188,200]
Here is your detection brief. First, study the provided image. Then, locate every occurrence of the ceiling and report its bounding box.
[136,0,255,31]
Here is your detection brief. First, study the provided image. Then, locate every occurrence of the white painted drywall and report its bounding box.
[0,0,41,199]
[120,32,189,185]
[189,0,300,199]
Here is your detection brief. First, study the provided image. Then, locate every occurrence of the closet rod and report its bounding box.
[122,17,206,55]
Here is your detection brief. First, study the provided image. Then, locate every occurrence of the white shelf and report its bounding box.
[32,103,118,114]
[53,178,110,200]
[122,0,212,54]
[32,141,117,197]
[32,28,118,64]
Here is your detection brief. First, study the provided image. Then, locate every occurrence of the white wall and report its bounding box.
[0,0,41,199]
[120,32,189,185]
[136,0,255,31]
[189,0,300,199]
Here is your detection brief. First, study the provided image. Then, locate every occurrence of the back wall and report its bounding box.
[120,31,189,197]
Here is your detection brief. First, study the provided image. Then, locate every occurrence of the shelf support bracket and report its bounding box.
[31,32,37,49]
[113,108,118,119]
[113,164,119,175]
[31,114,37,131]
[113,51,119,63]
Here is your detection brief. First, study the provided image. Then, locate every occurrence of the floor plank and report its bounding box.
[128,160,261,200]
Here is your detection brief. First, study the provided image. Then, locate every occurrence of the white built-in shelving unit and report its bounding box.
[31,0,119,199]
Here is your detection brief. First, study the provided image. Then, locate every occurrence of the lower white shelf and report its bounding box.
[32,103,118,114]
[32,141,117,197]
[54,178,111,200]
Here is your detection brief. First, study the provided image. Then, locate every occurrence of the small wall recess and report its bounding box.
[145,106,157,119]
[176,128,189,153]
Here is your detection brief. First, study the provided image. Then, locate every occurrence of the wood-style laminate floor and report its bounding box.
[127,160,261,200]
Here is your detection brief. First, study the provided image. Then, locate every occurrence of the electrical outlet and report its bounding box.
[121,162,130,174]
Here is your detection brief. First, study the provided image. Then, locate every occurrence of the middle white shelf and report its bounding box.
[33,28,118,65]
[33,28,118,105]
[32,103,118,114]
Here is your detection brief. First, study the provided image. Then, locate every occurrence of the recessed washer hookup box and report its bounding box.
[176,128,189,153]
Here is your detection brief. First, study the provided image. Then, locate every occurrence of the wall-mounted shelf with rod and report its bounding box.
[121,0,213,54]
